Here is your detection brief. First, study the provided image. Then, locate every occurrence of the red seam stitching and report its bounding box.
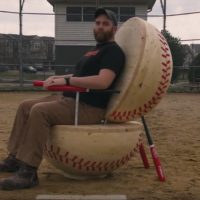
[110,31,172,120]
[44,136,142,172]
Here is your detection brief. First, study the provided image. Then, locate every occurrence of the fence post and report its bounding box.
[19,0,25,87]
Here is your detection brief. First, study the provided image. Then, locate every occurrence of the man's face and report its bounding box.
[93,15,117,43]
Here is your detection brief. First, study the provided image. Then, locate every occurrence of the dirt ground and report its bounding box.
[0,92,200,200]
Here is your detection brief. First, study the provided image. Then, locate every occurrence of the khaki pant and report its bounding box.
[7,94,105,167]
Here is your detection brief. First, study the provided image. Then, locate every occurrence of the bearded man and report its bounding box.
[0,8,125,190]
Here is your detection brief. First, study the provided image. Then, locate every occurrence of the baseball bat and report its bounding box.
[139,143,150,169]
[141,116,166,182]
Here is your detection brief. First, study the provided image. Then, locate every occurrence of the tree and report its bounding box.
[161,30,186,82]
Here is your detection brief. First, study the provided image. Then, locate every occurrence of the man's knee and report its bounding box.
[30,103,41,114]
[17,99,35,114]
[29,103,47,119]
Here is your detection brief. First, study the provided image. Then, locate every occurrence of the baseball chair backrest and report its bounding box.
[105,17,173,123]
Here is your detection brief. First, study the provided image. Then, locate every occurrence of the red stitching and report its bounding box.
[65,158,69,164]
[158,33,166,41]
[127,111,132,116]
[134,33,171,114]
[131,31,172,117]
[161,46,169,53]
[116,160,121,168]
[111,111,117,117]
[59,155,63,162]
[160,39,167,45]
[71,156,78,162]
[109,31,172,121]
[44,135,142,173]
[84,161,91,166]
[122,111,127,116]
[129,150,134,157]
[162,53,170,58]
[109,161,115,170]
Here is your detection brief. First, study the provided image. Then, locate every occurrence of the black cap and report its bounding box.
[95,8,118,26]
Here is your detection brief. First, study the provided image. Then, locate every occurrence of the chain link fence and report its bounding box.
[1,62,200,92]
[169,66,200,92]
[0,63,76,91]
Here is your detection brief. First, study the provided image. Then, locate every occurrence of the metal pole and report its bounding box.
[75,92,80,126]
[19,0,25,87]
[160,0,167,31]
[163,0,166,31]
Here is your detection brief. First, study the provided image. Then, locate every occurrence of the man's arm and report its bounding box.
[43,74,73,88]
[43,69,116,90]
[70,69,116,89]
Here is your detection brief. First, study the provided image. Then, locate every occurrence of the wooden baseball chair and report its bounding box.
[33,17,172,181]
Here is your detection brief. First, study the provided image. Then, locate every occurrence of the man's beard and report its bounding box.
[94,29,114,43]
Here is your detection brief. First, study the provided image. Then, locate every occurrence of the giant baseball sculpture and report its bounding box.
[106,17,172,122]
[40,17,173,179]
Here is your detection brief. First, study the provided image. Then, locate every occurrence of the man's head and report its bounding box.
[93,8,118,43]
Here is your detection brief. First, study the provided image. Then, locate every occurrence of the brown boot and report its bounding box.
[0,162,39,190]
[0,155,20,173]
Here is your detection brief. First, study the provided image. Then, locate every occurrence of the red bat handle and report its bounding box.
[150,145,165,182]
[139,143,150,169]
[32,80,88,92]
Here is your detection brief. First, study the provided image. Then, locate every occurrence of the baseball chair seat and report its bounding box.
[34,17,172,180]
[44,122,146,180]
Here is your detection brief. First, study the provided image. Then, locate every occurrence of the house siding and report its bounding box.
[54,4,147,46]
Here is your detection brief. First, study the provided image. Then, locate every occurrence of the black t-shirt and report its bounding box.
[63,41,125,108]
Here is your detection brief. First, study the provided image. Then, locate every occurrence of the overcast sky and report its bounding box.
[0,0,200,44]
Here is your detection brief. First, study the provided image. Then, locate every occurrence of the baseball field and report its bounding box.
[0,92,199,200]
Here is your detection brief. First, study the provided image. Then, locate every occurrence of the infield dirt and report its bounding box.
[0,92,199,200]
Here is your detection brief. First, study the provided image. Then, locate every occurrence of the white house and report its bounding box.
[47,0,156,74]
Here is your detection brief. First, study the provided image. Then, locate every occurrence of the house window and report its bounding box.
[83,7,96,21]
[104,6,135,22]
[66,6,135,22]
[66,7,82,21]
[120,7,135,22]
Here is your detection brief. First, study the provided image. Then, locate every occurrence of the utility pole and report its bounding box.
[160,0,166,31]
[19,0,25,87]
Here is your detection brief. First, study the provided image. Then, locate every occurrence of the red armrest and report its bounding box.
[33,80,88,92]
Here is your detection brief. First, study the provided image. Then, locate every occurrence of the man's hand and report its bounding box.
[43,76,66,88]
